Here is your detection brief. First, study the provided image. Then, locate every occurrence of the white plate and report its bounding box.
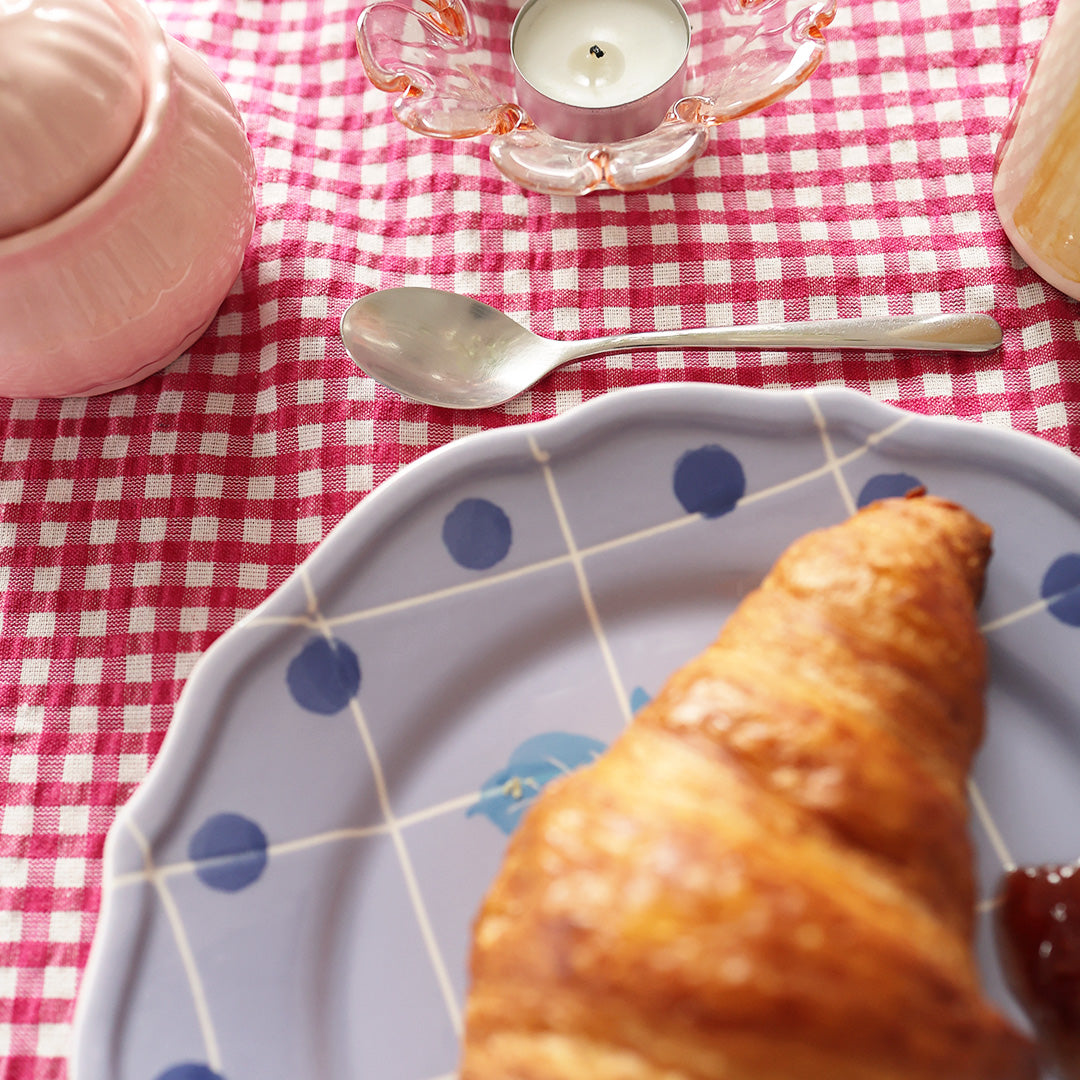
[72,383,1080,1080]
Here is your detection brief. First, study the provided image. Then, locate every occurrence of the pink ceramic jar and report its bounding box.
[0,0,257,398]
[993,0,1080,302]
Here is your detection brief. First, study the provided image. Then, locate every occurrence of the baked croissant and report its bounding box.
[460,494,1038,1080]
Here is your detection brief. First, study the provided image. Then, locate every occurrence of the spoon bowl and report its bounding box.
[340,288,1004,410]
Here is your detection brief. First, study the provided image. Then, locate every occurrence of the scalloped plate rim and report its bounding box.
[69,380,1080,1079]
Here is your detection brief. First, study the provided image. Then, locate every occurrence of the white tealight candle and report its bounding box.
[511,0,690,143]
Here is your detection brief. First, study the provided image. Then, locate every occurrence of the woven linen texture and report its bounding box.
[1,0,1077,1074]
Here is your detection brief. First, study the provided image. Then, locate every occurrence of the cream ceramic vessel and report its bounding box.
[0,0,257,398]
[993,0,1080,302]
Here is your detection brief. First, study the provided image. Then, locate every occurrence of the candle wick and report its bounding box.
[589,44,605,58]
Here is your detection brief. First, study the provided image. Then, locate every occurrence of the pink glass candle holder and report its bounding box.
[356,0,836,196]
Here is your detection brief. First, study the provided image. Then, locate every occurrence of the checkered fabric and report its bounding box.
[0,0,1077,1073]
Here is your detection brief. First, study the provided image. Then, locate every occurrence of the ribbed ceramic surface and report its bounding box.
[0,0,256,398]
[0,0,144,238]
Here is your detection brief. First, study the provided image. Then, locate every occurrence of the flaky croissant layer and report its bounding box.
[461,495,1038,1080]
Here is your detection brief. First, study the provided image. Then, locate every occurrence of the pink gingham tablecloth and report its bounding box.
[1,0,1077,1073]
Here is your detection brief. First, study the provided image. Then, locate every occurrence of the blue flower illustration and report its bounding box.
[467,731,607,834]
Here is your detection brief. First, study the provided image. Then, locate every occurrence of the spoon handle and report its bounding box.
[559,312,1003,361]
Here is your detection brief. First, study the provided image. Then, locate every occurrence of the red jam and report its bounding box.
[997,862,1080,1080]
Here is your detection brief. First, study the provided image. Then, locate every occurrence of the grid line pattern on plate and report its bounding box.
[83,392,1035,1080]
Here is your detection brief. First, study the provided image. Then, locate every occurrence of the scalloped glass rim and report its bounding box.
[355,0,836,194]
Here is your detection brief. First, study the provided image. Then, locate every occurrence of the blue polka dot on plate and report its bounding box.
[856,472,923,508]
[154,1066,225,1080]
[1041,553,1080,626]
[673,445,745,518]
[286,636,361,714]
[442,497,512,569]
[189,813,268,893]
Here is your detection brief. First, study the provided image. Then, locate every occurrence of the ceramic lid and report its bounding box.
[0,0,145,238]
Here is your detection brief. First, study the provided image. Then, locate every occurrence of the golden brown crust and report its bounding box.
[461,495,1038,1080]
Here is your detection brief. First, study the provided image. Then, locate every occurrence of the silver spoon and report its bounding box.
[339,287,1003,410]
